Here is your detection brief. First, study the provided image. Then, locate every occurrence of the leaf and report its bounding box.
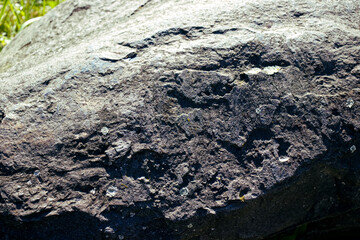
[0,0,10,23]
[19,16,42,32]
[0,0,65,51]
[47,1,58,9]
[8,2,21,30]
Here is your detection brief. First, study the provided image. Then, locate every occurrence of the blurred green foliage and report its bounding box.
[0,0,64,51]
[270,223,308,240]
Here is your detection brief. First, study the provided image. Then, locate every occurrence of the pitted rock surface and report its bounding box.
[0,0,360,239]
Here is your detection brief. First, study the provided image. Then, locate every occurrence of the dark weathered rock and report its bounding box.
[0,0,360,239]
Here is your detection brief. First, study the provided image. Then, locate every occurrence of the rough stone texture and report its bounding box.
[0,0,360,239]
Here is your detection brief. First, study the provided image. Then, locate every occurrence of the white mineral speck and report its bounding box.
[106,186,118,197]
[245,68,262,75]
[263,66,281,75]
[101,127,109,135]
[255,107,262,114]
[34,170,40,177]
[137,176,150,183]
[204,207,216,214]
[179,187,189,196]
[244,66,281,75]
[279,156,290,162]
[346,98,354,108]
[350,145,356,153]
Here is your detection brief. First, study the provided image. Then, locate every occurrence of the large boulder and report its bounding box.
[0,0,360,239]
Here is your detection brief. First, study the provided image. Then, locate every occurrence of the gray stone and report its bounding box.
[0,0,360,239]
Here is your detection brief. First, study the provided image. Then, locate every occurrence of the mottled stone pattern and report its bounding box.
[0,0,359,239]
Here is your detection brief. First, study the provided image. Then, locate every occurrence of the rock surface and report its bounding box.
[0,0,360,239]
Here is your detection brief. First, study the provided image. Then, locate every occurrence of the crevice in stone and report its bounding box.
[62,5,91,23]
[277,138,291,156]
[129,0,154,17]
[0,109,4,124]
[0,211,101,240]
[119,149,171,180]
[118,26,205,50]
[217,140,244,162]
